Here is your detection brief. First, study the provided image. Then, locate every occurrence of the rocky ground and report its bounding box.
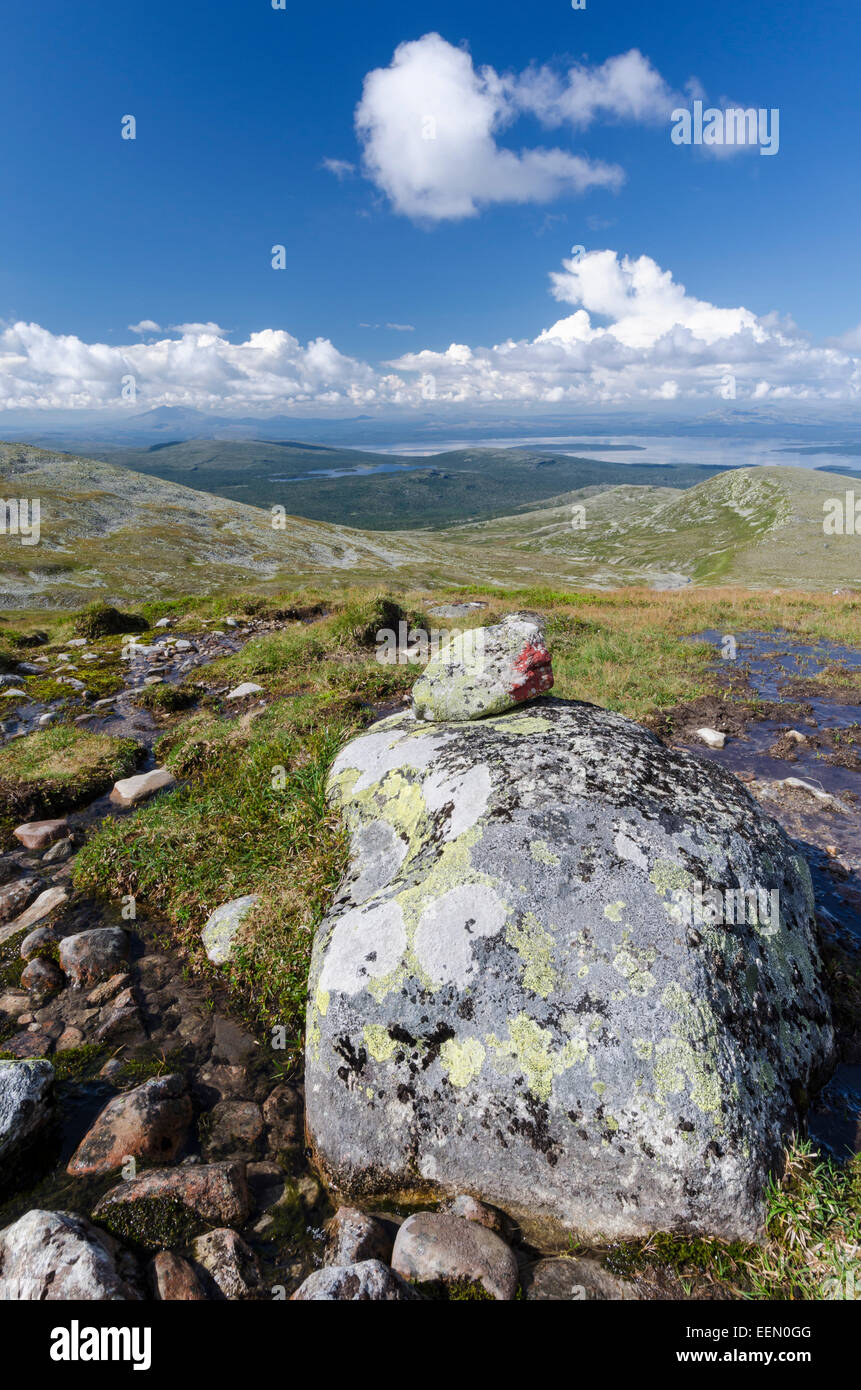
[0,597,859,1301]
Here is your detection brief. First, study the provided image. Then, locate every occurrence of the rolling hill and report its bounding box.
[0,443,856,609]
[84,438,731,530]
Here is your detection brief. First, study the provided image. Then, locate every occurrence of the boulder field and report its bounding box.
[305,697,834,1246]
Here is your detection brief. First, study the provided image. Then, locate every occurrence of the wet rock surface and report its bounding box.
[0,1059,55,1172]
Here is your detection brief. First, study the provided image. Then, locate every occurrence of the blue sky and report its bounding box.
[1,0,860,418]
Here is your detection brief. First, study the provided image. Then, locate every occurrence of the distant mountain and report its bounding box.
[0,445,855,609]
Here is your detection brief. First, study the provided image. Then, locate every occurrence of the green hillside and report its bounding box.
[91,438,730,530]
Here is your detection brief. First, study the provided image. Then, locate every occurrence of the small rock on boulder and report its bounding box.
[412,611,553,722]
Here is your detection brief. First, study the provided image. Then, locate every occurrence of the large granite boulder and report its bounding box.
[305,699,834,1245]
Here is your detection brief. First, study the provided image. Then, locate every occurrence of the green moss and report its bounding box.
[73,602,148,640]
[52,1044,108,1080]
[409,1276,496,1301]
[133,682,199,713]
[98,1194,204,1252]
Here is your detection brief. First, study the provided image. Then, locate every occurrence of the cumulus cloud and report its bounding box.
[354,33,626,221]
[504,48,681,128]
[128,320,160,334]
[2,252,861,413]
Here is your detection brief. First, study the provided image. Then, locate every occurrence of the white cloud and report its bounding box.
[354,33,625,221]
[505,48,681,128]
[321,158,356,179]
[2,252,861,414]
[128,320,160,334]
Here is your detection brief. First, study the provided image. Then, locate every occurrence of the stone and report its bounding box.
[696,727,726,749]
[67,1074,193,1176]
[203,1100,264,1158]
[786,730,808,745]
[0,1209,141,1300]
[20,925,59,960]
[523,1255,638,1301]
[43,838,74,863]
[0,1059,54,1168]
[93,1162,250,1246]
[225,682,263,700]
[412,612,553,722]
[777,778,845,809]
[11,817,67,850]
[87,972,131,1006]
[261,1083,302,1152]
[20,957,65,1002]
[391,1212,518,1299]
[305,699,834,1246]
[110,767,175,807]
[202,895,260,966]
[191,1228,261,1300]
[151,1250,206,1300]
[0,877,40,922]
[0,1029,52,1058]
[59,927,129,987]
[0,990,28,1018]
[56,1026,85,1051]
[291,1260,419,1301]
[4,886,69,936]
[324,1206,393,1266]
[444,1194,506,1234]
[95,987,145,1046]
[211,1016,258,1065]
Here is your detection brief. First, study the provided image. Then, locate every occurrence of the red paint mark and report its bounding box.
[510,641,554,702]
